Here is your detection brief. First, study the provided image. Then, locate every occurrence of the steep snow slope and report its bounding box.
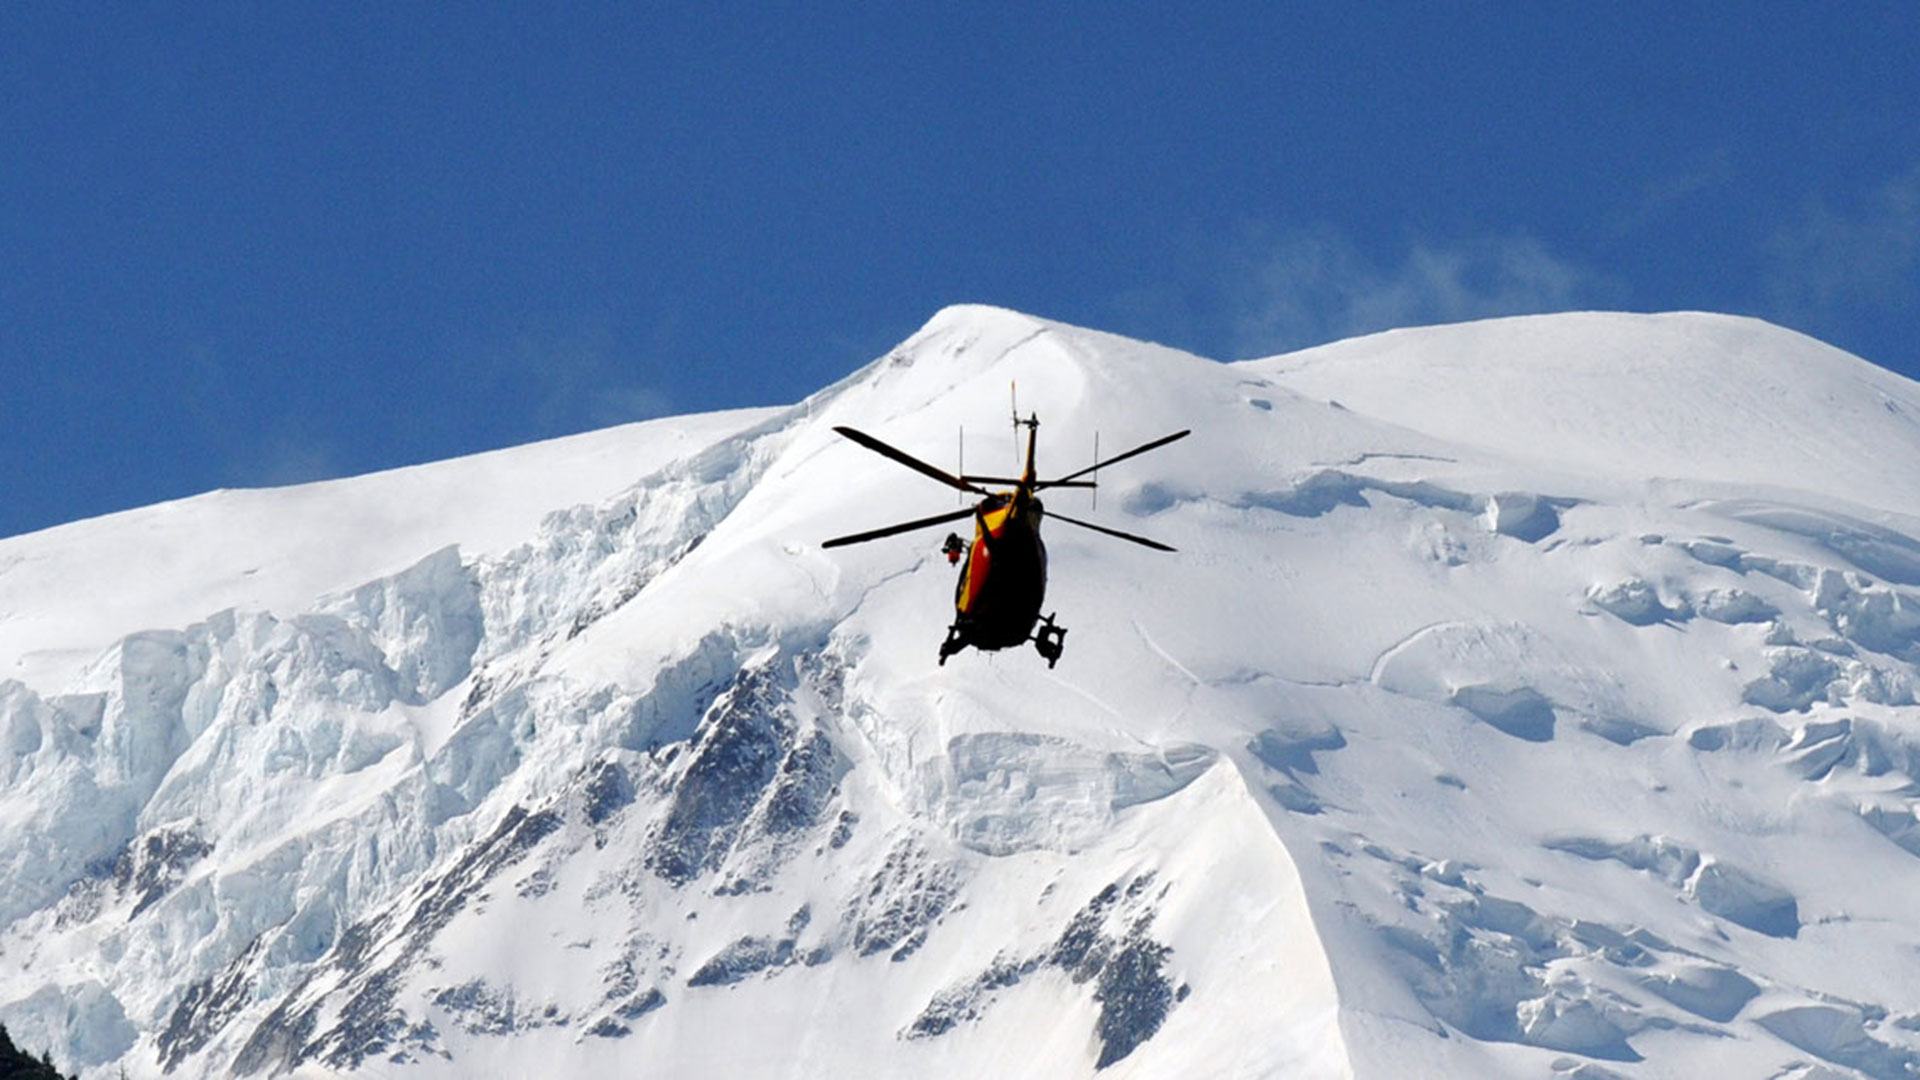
[4,305,1920,1079]
[0,409,776,692]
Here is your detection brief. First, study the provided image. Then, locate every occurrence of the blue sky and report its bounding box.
[4,4,1917,539]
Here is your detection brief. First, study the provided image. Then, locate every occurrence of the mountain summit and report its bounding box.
[4,306,1920,1078]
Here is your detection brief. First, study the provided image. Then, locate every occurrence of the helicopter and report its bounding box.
[822,410,1188,667]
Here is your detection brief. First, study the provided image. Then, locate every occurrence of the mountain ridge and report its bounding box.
[4,306,1920,1078]
[1252,309,1920,519]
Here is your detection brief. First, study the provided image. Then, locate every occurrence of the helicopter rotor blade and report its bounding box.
[833,426,990,496]
[961,475,1097,489]
[822,506,977,549]
[1036,429,1190,490]
[1043,510,1176,552]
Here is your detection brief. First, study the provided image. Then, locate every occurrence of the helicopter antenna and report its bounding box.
[1092,430,1100,511]
[957,425,965,506]
[1010,382,1020,468]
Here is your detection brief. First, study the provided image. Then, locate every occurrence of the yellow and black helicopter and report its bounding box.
[823,412,1188,667]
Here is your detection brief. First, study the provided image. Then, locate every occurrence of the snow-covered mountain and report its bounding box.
[5,305,1920,1079]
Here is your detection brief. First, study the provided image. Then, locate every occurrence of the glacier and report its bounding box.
[3,305,1920,1078]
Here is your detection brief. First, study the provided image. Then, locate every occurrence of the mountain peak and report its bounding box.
[1253,310,1920,517]
[5,311,1920,1079]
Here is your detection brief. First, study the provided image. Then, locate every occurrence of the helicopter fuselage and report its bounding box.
[950,491,1048,651]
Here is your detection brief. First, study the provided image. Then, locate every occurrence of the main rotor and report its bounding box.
[820,414,1189,552]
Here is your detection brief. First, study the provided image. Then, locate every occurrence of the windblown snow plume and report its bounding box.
[5,305,1920,1078]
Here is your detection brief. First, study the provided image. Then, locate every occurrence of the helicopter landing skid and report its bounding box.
[1032,614,1066,668]
[937,623,966,666]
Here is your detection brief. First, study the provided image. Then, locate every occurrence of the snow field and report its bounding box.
[4,305,1920,1077]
